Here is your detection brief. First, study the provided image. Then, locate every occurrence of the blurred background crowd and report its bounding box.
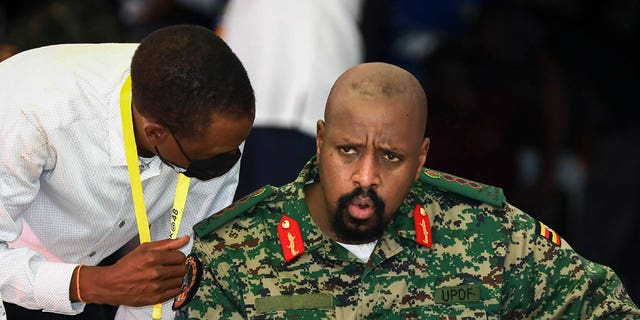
[1,0,638,305]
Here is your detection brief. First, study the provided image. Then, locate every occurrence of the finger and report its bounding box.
[140,260,187,282]
[157,287,184,304]
[150,249,187,266]
[152,272,188,293]
[156,263,189,280]
[147,235,190,251]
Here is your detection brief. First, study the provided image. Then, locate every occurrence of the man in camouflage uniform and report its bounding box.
[175,62,640,319]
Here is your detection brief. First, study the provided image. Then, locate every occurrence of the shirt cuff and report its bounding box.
[34,262,84,315]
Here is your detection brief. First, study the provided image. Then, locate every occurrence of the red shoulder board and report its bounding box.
[277,215,305,262]
[413,204,432,248]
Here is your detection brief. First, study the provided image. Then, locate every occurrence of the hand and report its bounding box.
[72,236,190,306]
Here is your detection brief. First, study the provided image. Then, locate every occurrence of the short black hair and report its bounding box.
[131,24,254,138]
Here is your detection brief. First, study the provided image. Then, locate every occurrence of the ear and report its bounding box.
[143,120,170,145]
[316,120,325,160]
[414,137,430,181]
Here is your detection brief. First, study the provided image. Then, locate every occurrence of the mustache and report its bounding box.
[337,187,383,211]
[333,186,387,243]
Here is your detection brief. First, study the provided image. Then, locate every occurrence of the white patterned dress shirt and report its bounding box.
[0,43,241,319]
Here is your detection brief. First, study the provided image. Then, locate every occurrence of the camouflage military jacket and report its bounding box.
[176,157,639,320]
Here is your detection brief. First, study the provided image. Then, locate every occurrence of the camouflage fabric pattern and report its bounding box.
[177,157,640,319]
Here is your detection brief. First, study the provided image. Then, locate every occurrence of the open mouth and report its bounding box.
[347,196,375,220]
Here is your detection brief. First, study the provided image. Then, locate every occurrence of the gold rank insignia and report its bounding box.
[413,204,432,248]
[277,215,305,262]
[535,220,561,246]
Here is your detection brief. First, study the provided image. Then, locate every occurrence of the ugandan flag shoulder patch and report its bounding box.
[535,220,561,246]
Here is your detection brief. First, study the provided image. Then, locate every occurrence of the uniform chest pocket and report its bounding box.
[252,309,336,320]
[253,293,335,320]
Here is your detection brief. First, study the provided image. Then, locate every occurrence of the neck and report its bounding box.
[304,183,337,240]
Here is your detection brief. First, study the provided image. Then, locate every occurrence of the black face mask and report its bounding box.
[155,130,241,181]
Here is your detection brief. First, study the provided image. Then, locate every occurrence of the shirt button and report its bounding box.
[118,220,126,228]
[88,251,96,257]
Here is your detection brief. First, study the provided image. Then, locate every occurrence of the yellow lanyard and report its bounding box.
[119,75,191,319]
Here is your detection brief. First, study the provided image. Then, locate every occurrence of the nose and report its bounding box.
[352,154,380,190]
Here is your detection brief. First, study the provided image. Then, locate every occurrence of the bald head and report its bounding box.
[311,63,431,244]
[325,62,428,135]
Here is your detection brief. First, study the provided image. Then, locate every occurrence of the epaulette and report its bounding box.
[419,168,506,208]
[193,185,276,238]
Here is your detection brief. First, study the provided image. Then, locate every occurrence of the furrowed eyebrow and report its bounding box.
[335,137,364,147]
[375,142,403,153]
[381,147,404,156]
[337,142,363,148]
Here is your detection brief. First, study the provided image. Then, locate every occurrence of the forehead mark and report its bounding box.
[349,77,407,98]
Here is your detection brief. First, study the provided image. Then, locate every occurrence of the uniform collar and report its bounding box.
[274,157,435,267]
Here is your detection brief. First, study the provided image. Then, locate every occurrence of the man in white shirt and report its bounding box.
[0,24,255,319]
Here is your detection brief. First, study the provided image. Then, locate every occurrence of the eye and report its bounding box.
[338,146,357,155]
[382,152,401,162]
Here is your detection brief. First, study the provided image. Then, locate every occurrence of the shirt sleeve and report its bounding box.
[501,204,640,318]
[0,109,85,314]
[0,295,5,320]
